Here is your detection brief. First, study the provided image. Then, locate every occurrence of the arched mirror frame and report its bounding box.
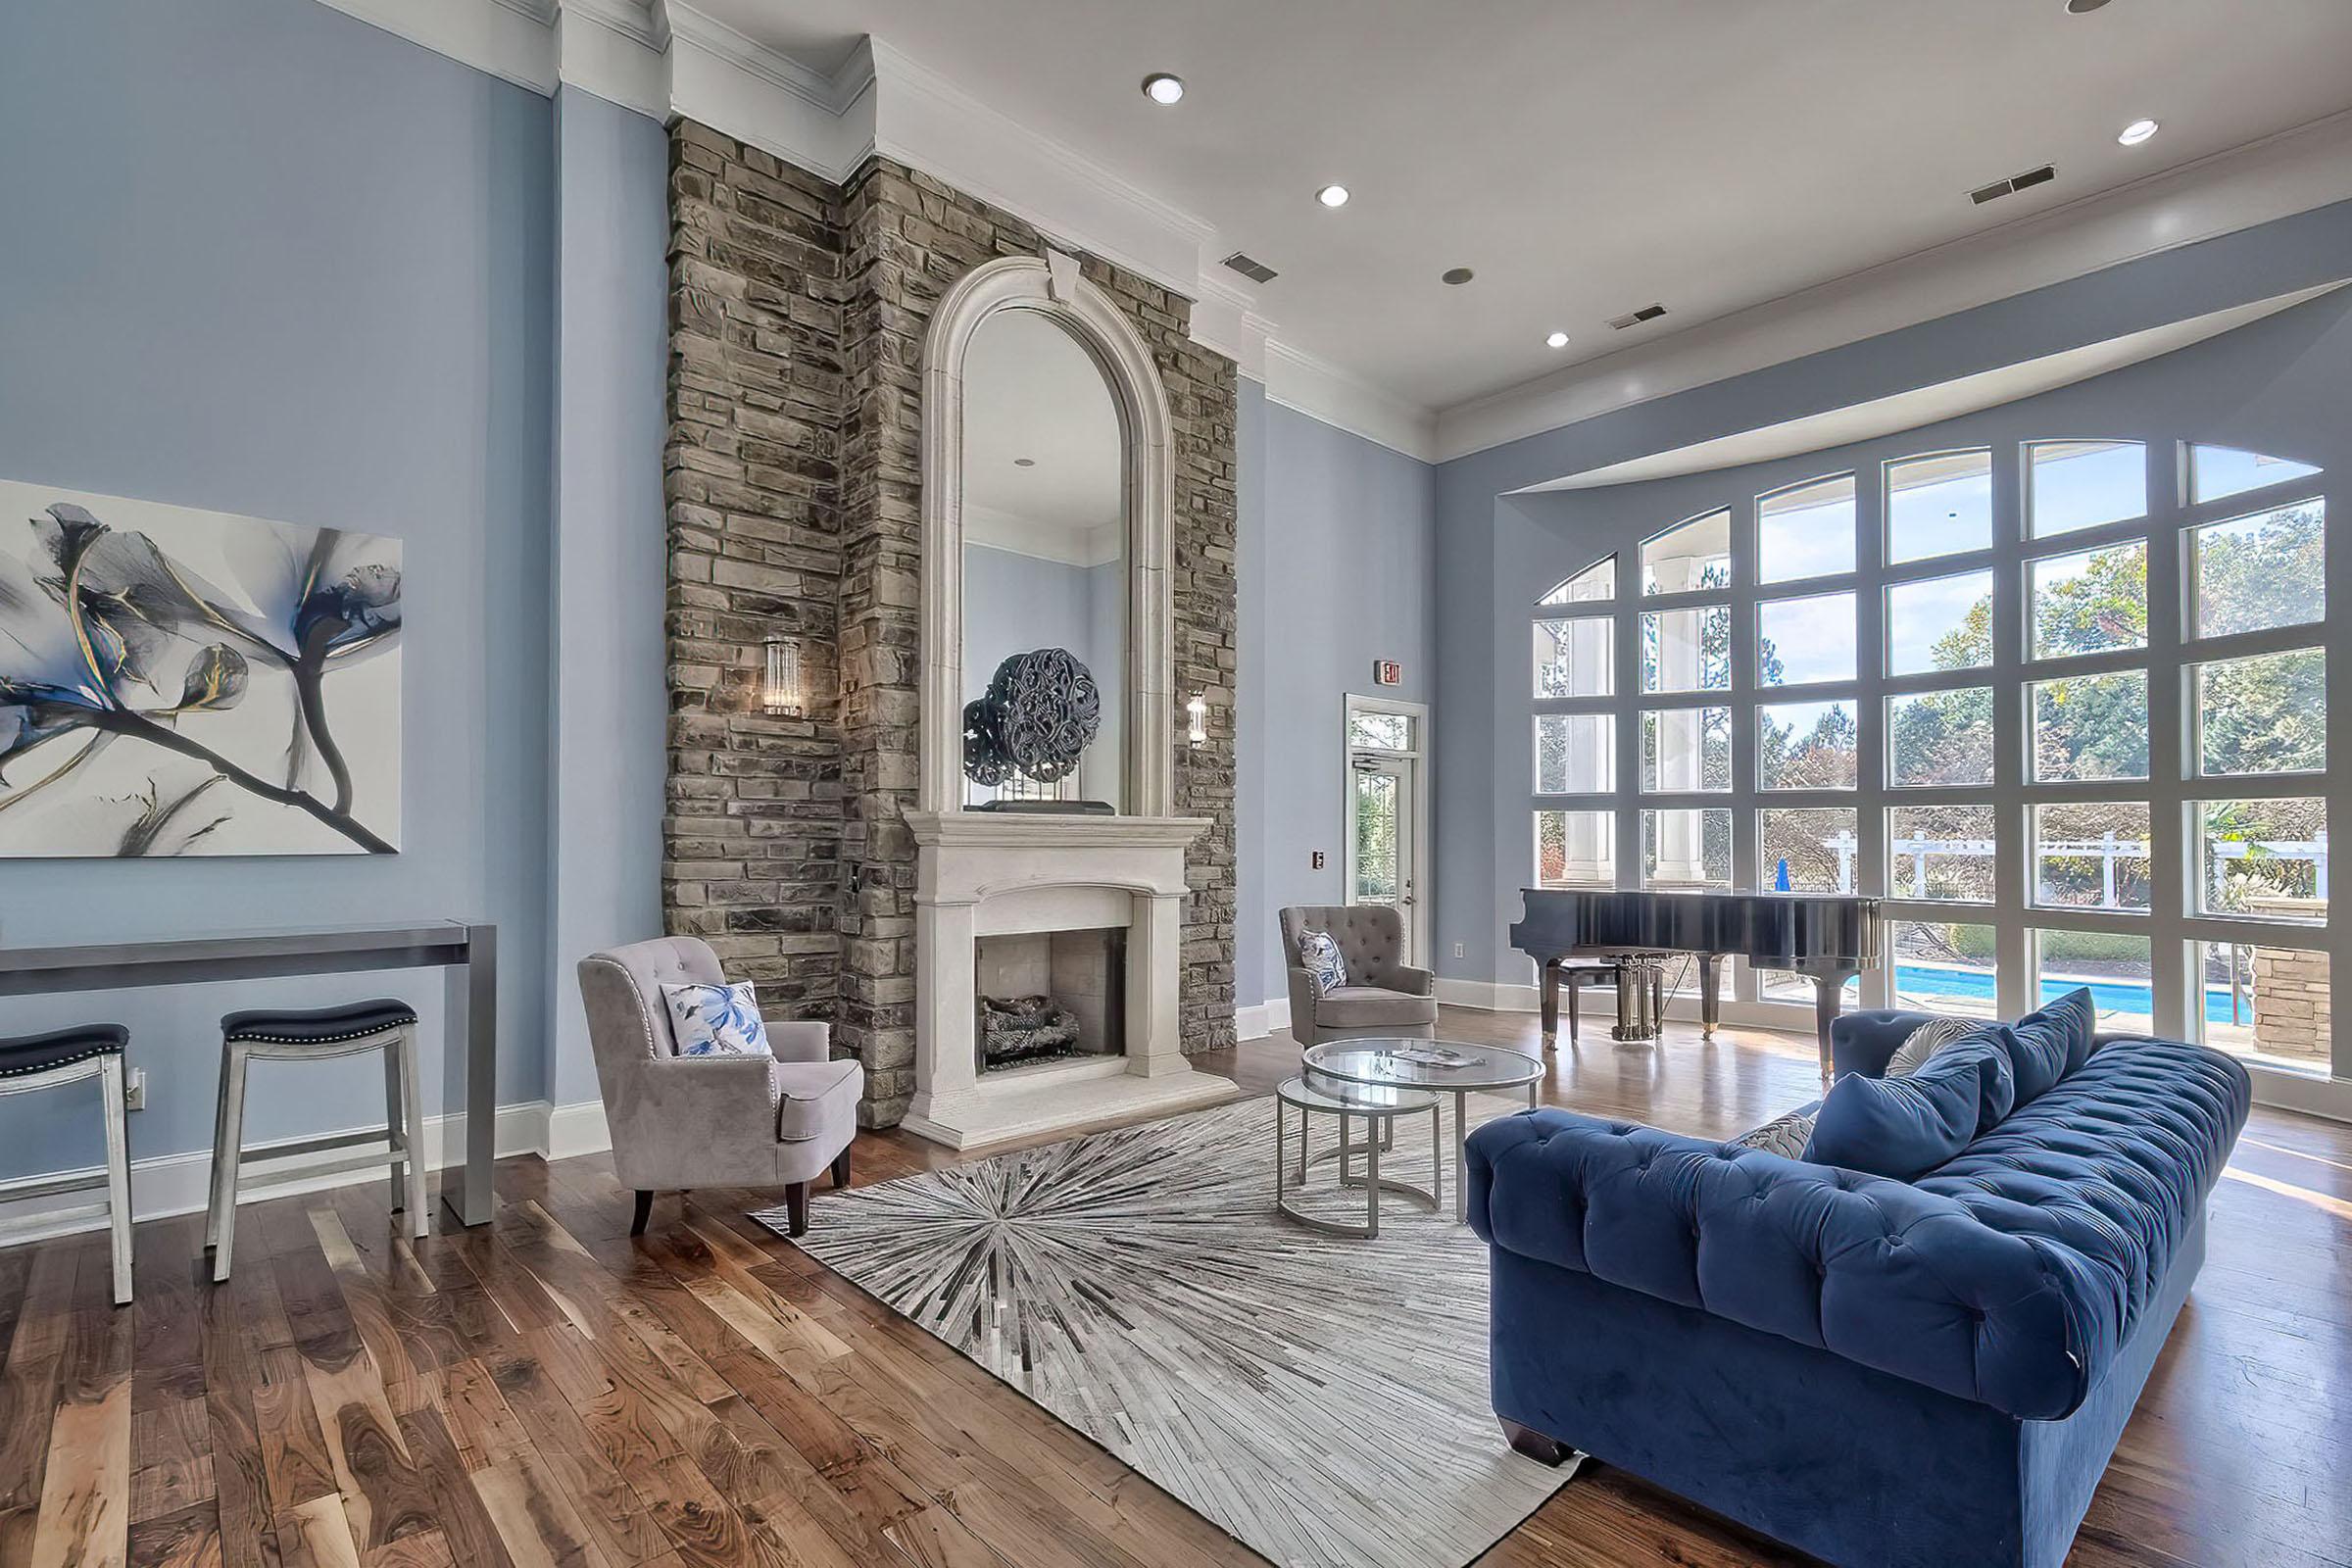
[916,251,1175,817]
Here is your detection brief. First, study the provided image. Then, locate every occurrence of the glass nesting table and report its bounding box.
[1300,1038,1545,1222]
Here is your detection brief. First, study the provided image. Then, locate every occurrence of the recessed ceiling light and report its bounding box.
[1316,184,1349,208]
[2065,0,2110,13]
[1012,457,1036,467]
[1141,73,1184,105]
[1442,268,1475,286]
[2117,119,2159,146]
[1545,330,1569,349]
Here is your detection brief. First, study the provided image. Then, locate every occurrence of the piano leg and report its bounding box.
[1699,956,1721,1039]
[1540,958,1560,1043]
[1811,977,1841,1077]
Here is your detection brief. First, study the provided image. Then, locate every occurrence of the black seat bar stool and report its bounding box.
[0,1025,133,1305]
[206,999,424,1282]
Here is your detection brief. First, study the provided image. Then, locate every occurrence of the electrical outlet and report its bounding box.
[123,1067,146,1112]
[1310,850,1326,870]
[1453,942,1466,959]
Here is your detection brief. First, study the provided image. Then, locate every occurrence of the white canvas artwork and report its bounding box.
[0,479,402,857]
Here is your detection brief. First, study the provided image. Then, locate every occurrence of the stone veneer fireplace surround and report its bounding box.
[662,127,1239,1131]
[902,252,1237,1148]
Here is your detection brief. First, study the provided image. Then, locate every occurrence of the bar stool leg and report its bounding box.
[99,1054,133,1306]
[396,1026,427,1239]
[204,1045,232,1252]
[383,1032,406,1214]
[212,1043,250,1284]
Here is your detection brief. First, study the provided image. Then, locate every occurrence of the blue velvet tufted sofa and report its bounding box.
[1466,1010,2251,1568]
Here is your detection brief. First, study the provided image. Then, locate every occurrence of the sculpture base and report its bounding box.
[971,799,1116,815]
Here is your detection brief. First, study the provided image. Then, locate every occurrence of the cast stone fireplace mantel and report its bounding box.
[902,810,1239,1149]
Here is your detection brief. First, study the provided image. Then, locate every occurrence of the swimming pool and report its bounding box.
[1893,962,2246,1025]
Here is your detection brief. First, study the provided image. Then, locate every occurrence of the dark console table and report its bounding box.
[0,921,499,1226]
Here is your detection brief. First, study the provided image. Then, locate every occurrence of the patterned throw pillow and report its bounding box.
[1886,1016,1981,1077]
[1298,931,1348,997]
[1731,1108,1817,1159]
[661,980,772,1057]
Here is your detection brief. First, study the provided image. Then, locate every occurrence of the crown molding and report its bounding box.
[1258,339,1440,464]
[1435,108,2352,466]
[313,0,562,92]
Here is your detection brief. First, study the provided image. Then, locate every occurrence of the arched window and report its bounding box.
[1539,556,1615,606]
[1640,509,1730,595]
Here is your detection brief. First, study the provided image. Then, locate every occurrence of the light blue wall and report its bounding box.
[1243,397,1438,1007]
[1431,207,2352,992]
[0,0,563,1177]
[546,86,670,1109]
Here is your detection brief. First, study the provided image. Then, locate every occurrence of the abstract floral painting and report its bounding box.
[0,479,401,856]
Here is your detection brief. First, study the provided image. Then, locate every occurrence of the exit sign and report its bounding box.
[1372,660,1403,687]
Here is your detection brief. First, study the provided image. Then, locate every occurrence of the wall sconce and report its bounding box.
[1186,692,1209,749]
[762,635,806,717]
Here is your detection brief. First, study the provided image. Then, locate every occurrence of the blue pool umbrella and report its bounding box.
[1774,858,1791,892]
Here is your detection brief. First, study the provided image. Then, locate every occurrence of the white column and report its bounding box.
[908,897,980,1120]
[1126,892,1189,1078]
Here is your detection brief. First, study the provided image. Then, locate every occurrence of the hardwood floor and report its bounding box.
[3,1008,2345,1568]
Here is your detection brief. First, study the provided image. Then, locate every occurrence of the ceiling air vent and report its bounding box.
[1608,303,1668,330]
[1970,164,2057,206]
[1221,251,1279,284]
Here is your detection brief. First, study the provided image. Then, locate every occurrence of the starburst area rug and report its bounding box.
[757,1093,1568,1568]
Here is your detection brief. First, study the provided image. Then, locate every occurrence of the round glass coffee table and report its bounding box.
[1273,1076,1441,1239]
[1300,1039,1545,1223]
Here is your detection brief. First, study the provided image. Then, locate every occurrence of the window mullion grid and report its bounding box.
[1989,439,2034,1018]
[2323,475,2350,1080]
[1853,473,1890,1006]
[1730,500,1760,996]
[2141,470,2190,1040]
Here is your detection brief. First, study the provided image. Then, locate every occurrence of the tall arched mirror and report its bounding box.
[958,308,1130,810]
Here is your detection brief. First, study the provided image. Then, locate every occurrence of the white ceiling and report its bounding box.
[962,309,1125,564]
[694,0,2352,414]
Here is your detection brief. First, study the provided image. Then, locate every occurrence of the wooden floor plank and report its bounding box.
[27,1246,137,1568]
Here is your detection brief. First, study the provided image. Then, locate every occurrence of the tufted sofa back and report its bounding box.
[1468,1035,2249,1423]
[1278,904,1406,989]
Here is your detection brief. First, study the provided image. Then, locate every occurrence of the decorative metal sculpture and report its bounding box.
[962,648,1102,786]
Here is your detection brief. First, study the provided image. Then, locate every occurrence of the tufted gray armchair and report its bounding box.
[577,936,863,1237]
[1278,905,1438,1047]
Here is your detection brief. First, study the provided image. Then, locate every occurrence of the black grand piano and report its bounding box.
[1508,889,1881,1072]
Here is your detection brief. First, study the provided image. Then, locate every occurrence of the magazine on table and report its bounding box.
[1389,1045,1476,1068]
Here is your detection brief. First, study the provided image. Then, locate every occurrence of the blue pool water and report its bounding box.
[1895,963,2245,1024]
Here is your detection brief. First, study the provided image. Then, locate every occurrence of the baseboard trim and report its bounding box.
[1234,997,1291,1041]
[1434,978,1542,1013]
[0,1096,617,1247]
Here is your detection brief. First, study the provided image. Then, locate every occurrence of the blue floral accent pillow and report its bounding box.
[660,981,772,1057]
[1298,931,1348,996]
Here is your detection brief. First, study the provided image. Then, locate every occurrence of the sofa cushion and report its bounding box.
[1313,984,1439,1028]
[1806,1037,2005,1180]
[2006,988,2092,1106]
[1298,931,1348,996]
[1885,1015,1980,1076]
[1729,1105,1818,1158]
[661,980,771,1057]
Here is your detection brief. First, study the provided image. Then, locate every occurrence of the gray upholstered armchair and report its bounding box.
[577,936,862,1237]
[1278,905,1438,1047]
